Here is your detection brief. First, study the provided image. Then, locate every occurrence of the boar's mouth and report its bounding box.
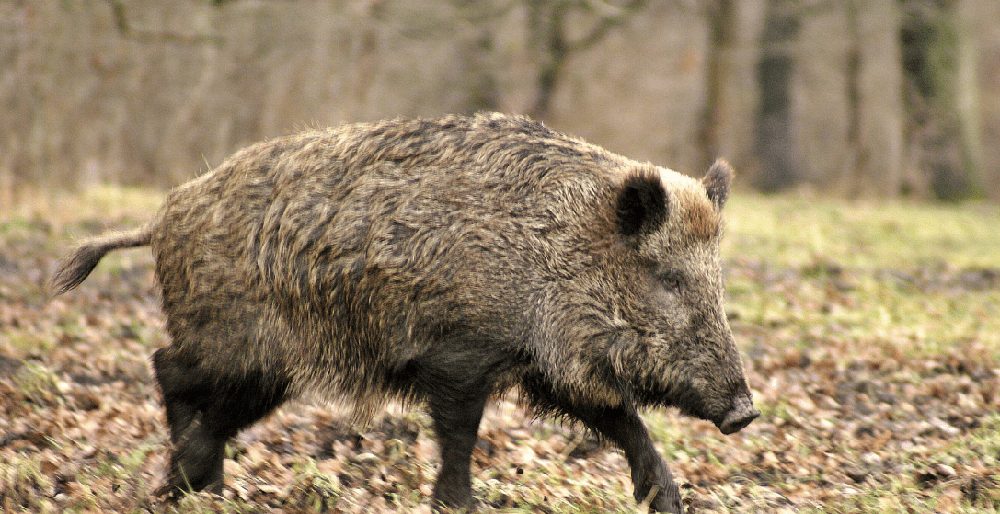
[625,379,758,434]
[627,379,714,421]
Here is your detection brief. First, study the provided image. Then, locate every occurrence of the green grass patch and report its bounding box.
[724,193,1000,268]
[12,361,63,406]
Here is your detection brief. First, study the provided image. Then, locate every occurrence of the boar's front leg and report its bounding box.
[426,391,488,510]
[411,350,494,510]
[577,405,683,513]
[522,379,682,513]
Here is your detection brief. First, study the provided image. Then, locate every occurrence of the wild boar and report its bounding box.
[50,112,758,512]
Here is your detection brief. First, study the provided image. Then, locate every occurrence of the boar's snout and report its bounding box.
[717,394,760,435]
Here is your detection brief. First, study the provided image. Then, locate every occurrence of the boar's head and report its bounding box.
[604,159,758,435]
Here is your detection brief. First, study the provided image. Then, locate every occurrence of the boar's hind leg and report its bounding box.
[152,346,291,498]
[523,380,682,513]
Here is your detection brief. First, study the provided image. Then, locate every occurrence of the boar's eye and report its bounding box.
[657,269,685,291]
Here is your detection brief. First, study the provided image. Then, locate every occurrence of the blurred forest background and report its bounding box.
[2,0,999,201]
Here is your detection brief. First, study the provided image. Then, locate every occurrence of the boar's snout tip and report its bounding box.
[717,396,760,435]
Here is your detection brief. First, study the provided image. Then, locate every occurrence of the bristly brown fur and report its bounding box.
[50,112,754,512]
[677,188,722,241]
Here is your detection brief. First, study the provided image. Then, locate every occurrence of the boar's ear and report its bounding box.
[616,171,668,237]
[703,159,734,210]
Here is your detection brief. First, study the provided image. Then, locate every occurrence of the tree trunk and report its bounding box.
[843,0,906,197]
[700,0,738,167]
[900,0,984,200]
[844,0,865,195]
[460,27,501,113]
[753,0,801,192]
[526,2,567,119]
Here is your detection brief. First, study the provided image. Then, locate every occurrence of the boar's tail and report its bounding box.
[49,224,153,296]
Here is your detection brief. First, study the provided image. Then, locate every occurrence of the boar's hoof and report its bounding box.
[432,495,476,513]
[646,482,684,513]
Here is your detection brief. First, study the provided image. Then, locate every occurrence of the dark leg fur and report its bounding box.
[152,349,199,444]
[162,417,227,495]
[401,346,509,511]
[152,347,290,499]
[575,405,682,513]
[523,378,683,513]
[428,393,488,509]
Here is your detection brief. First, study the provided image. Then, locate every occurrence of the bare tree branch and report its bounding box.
[452,0,519,24]
[567,0,649,52]
[106,0,129,34]
[104,0,222,45]
[526,0,651,117]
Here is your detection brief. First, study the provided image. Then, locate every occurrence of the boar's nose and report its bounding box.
[718,395,760,435]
